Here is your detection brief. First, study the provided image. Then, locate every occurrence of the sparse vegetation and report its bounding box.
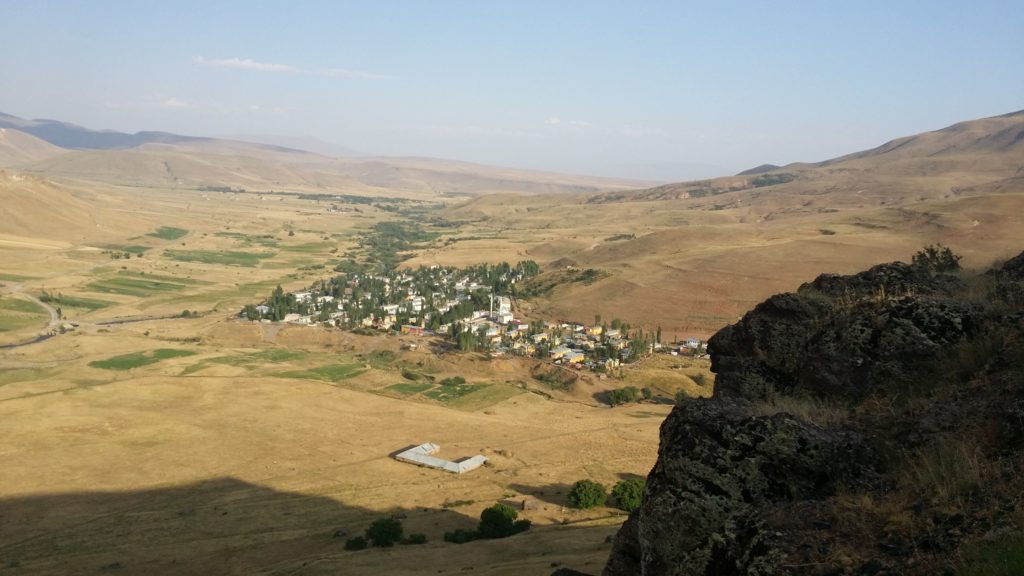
[274,363,365,383]
[89,349,196,370]
[164,249,275,267]
[147,226,188,240]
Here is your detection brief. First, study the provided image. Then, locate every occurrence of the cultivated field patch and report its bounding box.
[147,226,189,240]
[384,382,434,396]
[86,276,188,297]
[89,349,197,370]
[164,249,275,267]
[0,296,46,332]
[274,363,366,383]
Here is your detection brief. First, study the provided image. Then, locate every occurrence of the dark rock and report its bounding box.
[602,249,1024,576]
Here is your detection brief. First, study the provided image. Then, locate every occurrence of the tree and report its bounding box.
[612,478,646,513]
[912,244,961,275]
[365,517,404,547]
[477,502,530,539]
[478,502,517,538]
[568,479,607,509]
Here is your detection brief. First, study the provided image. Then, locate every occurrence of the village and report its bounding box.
[242,260,707,373]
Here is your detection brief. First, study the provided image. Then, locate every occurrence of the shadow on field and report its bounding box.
[0,477,481,575]
[507,482,574,507]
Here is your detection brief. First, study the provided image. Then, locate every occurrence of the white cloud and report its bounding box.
[193,56,296,73]
[194,56,386,79]
[159,97,190,109]
[104,96,191,110]
[546,116,592,129]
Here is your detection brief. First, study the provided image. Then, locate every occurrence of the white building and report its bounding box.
[393,443,488,474]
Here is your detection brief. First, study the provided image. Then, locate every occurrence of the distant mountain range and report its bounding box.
[0,112,224,150]
[0,111,651,196]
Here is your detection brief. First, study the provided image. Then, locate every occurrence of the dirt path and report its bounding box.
[9,283,61,330]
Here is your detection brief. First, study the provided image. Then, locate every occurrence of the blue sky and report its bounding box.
[1,1,1021,180]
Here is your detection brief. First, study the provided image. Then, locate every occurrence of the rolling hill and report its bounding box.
[0,128,68,166]
[425,109,1024,336]
[0,111,651,197]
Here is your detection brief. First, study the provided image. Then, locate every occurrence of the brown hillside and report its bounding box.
[0,128,67,166]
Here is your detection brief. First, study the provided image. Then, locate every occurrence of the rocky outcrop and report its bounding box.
[602,250,1024,576]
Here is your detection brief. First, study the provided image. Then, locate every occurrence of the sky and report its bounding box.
[1,1,1022,181]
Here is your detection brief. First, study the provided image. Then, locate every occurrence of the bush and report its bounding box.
[344,536,368,550]
[444,502,532,544]
[401,368,422,381]
[912,244,961,275]
[440,376,466,386]
[477,502,531,539]
[365,517,404,547]
[401,533,427,545]
[443,529,478,544]
[611,478,645,513]
[568,479,607,509]
[607,386,642,406]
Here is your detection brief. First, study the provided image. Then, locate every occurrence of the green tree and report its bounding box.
[912,244,961,274]
[477,502,531,539]
[477,502,518,539]
[568,479,607,509]
[365,517,404,547]
[611,478,646,513]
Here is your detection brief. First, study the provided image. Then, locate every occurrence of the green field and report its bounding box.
[42,294,114,311]
[385,382,434,396]
[116,271,210,285]
[274,363,366,383]
[423,382,485,403]
[147,226,189,240]
[280,242,333,253]
[180,349,309,376]
[214,232,280,248]
[86,276,188,297]
[0,297,46,332]
[0,273,37,282]
[447,384,524,410]
[164,250,275,267]
[89,349,197,370]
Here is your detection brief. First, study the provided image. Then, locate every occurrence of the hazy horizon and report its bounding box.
[1,1,1021,180]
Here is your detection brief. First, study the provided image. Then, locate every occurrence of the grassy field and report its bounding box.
[89,349,197,370]
[86,276,188,297]
[41,294,115,311]
[163,249,276,267]
[0,272,37,282]
[385,381,435,395]
[147,226,189,240]
[0,296,46,332]
[274,363,367,383]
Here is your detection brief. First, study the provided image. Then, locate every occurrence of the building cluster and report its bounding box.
[242,260,707,372]
[242,261,539,333]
